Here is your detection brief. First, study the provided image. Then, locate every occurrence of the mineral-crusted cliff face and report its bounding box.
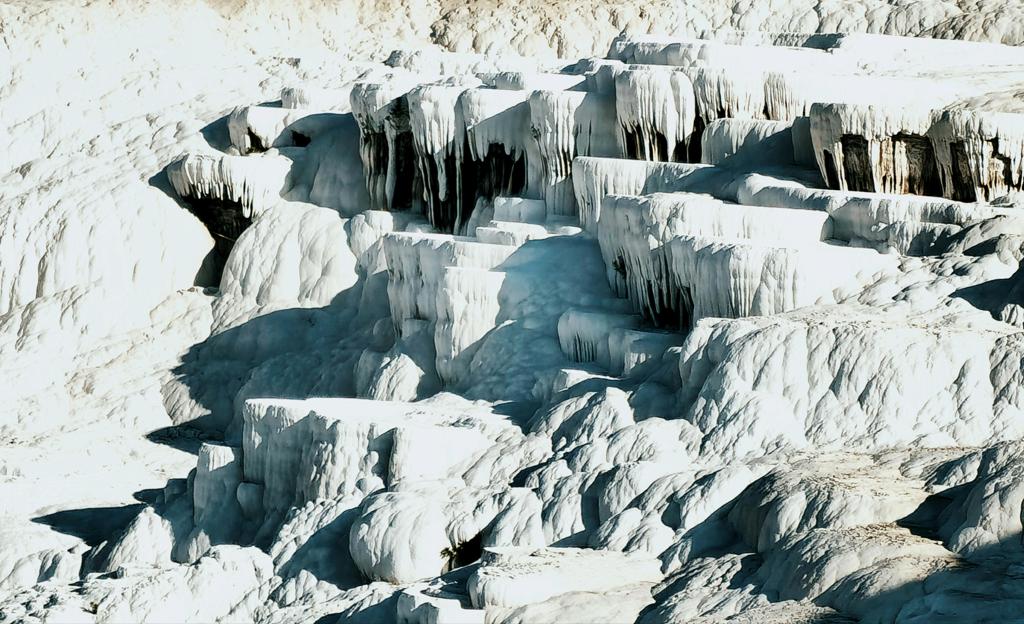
[3,1,1024,622]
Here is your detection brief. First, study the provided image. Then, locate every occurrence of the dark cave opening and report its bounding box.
[247,129,266,153]
[390,128,420,211]
[689,117,706,163]
[822,149,841,189]
[840,134,874,192]
[441,532,484,573]
[948,141,979,202]
[180,196,253,284]
[472,142,527,203]
[892,132,942,196]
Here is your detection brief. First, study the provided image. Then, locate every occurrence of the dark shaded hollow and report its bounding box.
[612,256,628,280]
[986,137,1017,202]
[419,140,481,233]
[897,491,955,541]
[689,116,706,163]
[247,129,266,153]
[641,278,689,330]
[621,125,681,162]
[822,149,841,189]
[892,132,942,196]
[937,137,1019,202]
[178,195,253,281]
[622,125,644,160]
[472,142,526,202]
[291,131,311,147]
[672,140,688,162]
[948,141,979,202]
[418,151,458,232]
[34,504,145,548]
[839,133,942,196]
[840,134,874,191]
[359,130,390,210]
[441,532,484,573]
[390,129,420,211]
[571,334,596,362]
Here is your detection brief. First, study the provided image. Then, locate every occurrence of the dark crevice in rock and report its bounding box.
[689,117,705,163]
[822,149,841,189]
[948,141,978,202]
[840,134,873,191]
[470,142,527,204]
[390,129,420,211]
[418,150,459,231]
[891,133,942,196]
[180,196,253,282]
[621,126,644,160]
[247,129,266,153]
[622,125,683,162]
[359,130,390,211]
[441,532,483,573]
[641,276,686,330]
[986,138,1016,202]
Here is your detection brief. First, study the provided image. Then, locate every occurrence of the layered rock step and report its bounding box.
[165,31,1024,257]
[595,192,842,327]
[242,397,514,518]
[354,233,517,396]
[468,547,661,611]
[91,31,1024,624]
[677,306,1024,458]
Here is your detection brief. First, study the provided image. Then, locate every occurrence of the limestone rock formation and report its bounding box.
[3,1,1024,622]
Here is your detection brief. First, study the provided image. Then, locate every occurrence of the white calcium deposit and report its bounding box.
[3,1,1024,622]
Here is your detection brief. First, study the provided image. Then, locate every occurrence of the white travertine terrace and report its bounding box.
[6,6,1024,623]
[690,66,769,128]
[350,74,425,213]
[167,151,294,220]
[384,49,539,76]
[678,307,1024,457]
[667,235,899,324]
[493,196,548,223]
[468,547,662,608]
[489,71,586,92]
[614,67,696,162]
[557,307,641,369]
[408,84,475,230]
[529,90,621,217]
[736,174,1003,253]
[572,157,714,232]
[700,119,805,167]
[456,88,538,206]
[597,192,836,325]
[929,108,1024,202]
[226,106,325,155]
[382,232,515,331]
[434,267,507,387]
[280,84,355,111]
[607,327,684,375]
